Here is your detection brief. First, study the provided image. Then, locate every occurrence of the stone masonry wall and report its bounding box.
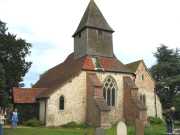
[46,72,87,126]
[138,89,162,118]
[135,62,162,118]
[135,62,155,92]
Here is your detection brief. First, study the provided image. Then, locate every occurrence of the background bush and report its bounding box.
[149,117,164,125]
[62,121,89,128]
[23,118,43,127]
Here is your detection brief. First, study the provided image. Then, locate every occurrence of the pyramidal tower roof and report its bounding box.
[73,0,114,37]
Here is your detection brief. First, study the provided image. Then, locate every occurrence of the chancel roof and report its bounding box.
[33,53,133,98]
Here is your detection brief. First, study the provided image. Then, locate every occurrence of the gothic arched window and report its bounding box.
[59,96,64,110]
[140,94,146,105]
[103,76,118,106]
[143,94,146,105]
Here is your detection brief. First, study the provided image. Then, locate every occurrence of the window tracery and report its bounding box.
[103,76,117,106]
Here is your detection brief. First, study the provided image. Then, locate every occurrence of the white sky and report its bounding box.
[0,0,180,87]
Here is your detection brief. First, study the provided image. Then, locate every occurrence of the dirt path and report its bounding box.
[4,125,30,128]
[173,128,180,135]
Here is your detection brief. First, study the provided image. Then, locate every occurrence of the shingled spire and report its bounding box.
[73,0,114,58]
[73,0,114,37]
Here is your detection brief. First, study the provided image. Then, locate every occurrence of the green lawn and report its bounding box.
[4,127,94,135]
[144,124,166,135]
[127,123,166,135]
[4,125,166,135]
[4,123,166,135]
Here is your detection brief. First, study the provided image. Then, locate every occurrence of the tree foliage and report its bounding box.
[173,95,180,119]
[150,45,180,108]
[0,62,5,90]
[0,20,32,105]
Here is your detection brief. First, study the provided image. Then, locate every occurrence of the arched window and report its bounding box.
[140,95,143,101]
[103,76,117,106]
[143,94,146,105]
[59,96,64,110]
[140,94,146,105]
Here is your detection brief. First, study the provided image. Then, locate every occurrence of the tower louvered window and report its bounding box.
[103,76,117,106]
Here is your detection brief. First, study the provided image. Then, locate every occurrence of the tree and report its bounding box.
[0,20,7,35]
[0,62,5,90]
[0,20,32,106]
[150,45,180,108]
[173,95,180,119]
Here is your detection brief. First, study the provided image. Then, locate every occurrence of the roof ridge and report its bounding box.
[126,59,143,65]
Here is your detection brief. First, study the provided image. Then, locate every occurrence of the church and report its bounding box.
[13,0,162,127]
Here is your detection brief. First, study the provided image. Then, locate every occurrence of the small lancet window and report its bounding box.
[59,96,64,110]
[140,95,143,101]
[140,94,146,105]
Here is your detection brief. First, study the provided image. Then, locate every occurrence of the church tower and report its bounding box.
[73,0,114,58]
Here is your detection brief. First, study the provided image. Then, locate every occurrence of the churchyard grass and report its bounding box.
[127,122,166,135]
[4,127,94,135]
[144,123,166,135]
[4,122,166,135]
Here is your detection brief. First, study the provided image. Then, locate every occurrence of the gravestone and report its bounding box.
[95,128,105,135]
[117,121,127,135]
[135,119,144,135]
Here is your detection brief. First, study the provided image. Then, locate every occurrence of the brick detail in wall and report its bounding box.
[86,72,111,128]
[123,76,147,123]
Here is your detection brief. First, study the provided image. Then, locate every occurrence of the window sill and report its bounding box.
[59,110,65,113]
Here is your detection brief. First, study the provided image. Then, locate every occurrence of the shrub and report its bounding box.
[62,121,89,128]
[149,117,164,125]
[23,118,43,127]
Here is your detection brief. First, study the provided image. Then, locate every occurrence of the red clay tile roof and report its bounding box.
[13,87,47,103]
[34,53,89,98]
[126,60,143,73]
[126,60,155,83]
[33,53,133,98]
[98,56,132,73]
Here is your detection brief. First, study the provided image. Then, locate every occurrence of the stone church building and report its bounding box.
[13,0,162,127]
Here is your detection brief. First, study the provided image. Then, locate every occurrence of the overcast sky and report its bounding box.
[0,0,180,87]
